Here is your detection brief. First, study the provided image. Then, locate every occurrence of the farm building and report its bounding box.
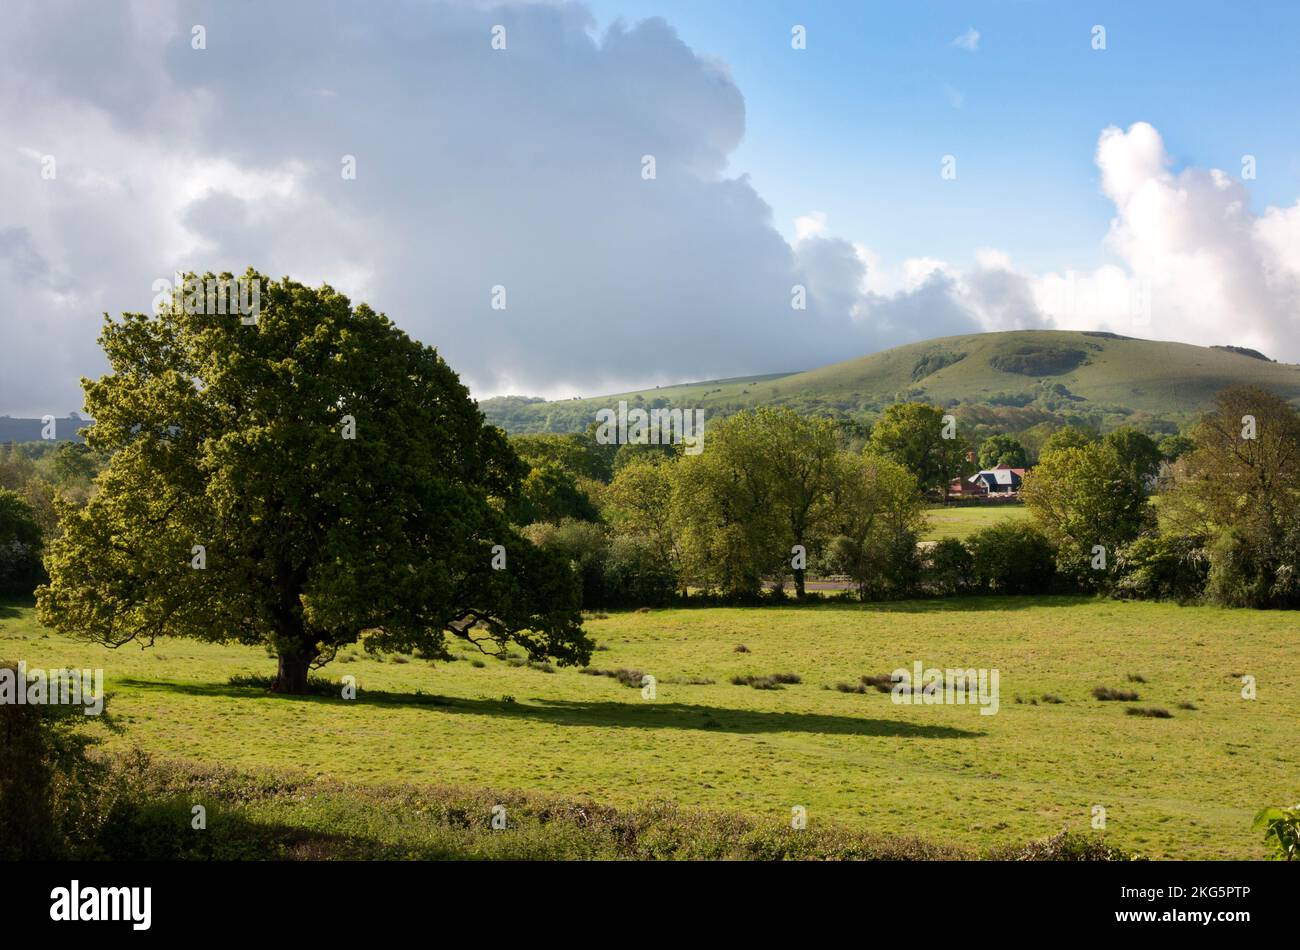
[950,463,1026,497]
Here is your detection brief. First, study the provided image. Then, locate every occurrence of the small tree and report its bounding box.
[38,272,589,692]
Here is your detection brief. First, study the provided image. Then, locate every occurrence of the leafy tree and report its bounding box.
[0,489,44,596]
[1103,427,1162,488]
[869,402,972,499]
[1039,425,1098,458]
[1163,386,1300,607]
[670,409,833,599]
[37,271,588,692]
[511,432,614,483]
[1157,433,1196,463]
[1021,442,1154,586]
[823,452,925,600]
[603,458,679,589]
[978,435,1027,469]
[506,461,600,525]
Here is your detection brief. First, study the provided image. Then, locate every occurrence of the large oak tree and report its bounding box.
[37,271,589,692]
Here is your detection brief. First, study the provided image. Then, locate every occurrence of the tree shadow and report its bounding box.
[796,595,1098,615]
[0,599,32,618]
[116,677,984,739]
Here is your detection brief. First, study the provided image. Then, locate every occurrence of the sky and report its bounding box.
[2,0,1300,416]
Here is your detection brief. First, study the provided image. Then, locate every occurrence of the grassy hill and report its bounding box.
[481,330,1300,438]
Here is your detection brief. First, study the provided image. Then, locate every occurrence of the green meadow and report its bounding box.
[3,596,1295,859]
[921,504,1031,541]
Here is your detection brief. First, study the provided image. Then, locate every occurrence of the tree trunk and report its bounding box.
[271,651,313,694]
[794,567,806,601]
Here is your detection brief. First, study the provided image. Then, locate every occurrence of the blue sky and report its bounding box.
[584,0,1300,270]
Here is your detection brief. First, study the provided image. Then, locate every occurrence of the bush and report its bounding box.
[1113,533,1209,602]
[926,537,975,595]
[988,828,1136,861]
[0,661,114,859]
[966,522,1057,594]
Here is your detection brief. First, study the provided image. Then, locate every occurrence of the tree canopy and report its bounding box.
[37,271,588,692]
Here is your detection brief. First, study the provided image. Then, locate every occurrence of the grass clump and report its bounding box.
[1092,686,1140,702]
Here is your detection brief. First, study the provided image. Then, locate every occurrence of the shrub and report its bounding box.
[1113,533,1209,602]
[1126,707,1172,718]
[989,828,1136,861]
[0,661,114,859]
[967,522,1057,594]
[926,537,975,595]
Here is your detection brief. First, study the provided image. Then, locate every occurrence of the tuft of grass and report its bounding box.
[1126,673,1147,683]
[581,668,646,688]
[1093,686,1140,702]
[835,682,867,694]
[1177,701,1197,711]
[731,672,800,690]
[1126,706,1173,718]
[1041,694,1064,704]
[734,644,750,653]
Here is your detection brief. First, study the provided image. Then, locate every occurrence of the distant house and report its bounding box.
[967,463,1025,495]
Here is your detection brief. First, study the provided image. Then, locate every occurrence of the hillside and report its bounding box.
[480,330,1300,438]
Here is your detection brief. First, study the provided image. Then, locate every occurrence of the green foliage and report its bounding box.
[1103,427,1162,486]
[670,408,840,599]
[1039,425,1098,457]
[966,522,1057,594]
[978,434,1027,469]
[1113,533,1209,603]
[35,271,588,692]
[0,489,44,596]
[1158,433,1196,462]
[1021,442,1153,586]
[1165,386,1300,608]
[506,461,600,525]
[988,343,1088,376]
[869,402,972,497]
[823,453,925,600]
[1253,804,1300,861]
[926,537,975,595]
[0,661,114,859]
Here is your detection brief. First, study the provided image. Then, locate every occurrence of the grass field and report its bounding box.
[921,504,1031,541]
[3,596,1295,859]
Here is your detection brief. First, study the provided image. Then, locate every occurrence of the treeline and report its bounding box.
[1,386,1295,611]
[0,441,99,596]
[503,386,1299,610]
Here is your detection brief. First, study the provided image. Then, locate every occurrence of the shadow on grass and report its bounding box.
[0,598,34,619]
[116,677,983,739]
[792,594,1099,615]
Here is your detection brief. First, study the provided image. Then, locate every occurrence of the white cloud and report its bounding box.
[950,28,980,52]
[0,0,981,415]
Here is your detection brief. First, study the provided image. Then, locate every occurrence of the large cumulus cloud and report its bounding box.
[0,0,951,416]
